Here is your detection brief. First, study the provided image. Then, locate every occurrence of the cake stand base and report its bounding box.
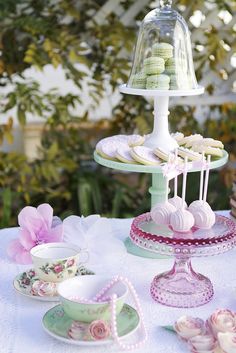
[150,257,214,308]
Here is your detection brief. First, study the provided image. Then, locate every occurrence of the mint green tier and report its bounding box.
[94,150,228,207]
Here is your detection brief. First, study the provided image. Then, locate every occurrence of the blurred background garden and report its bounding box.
[0,0,235,227]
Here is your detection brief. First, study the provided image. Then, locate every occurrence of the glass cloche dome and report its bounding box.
[127,0,199,91]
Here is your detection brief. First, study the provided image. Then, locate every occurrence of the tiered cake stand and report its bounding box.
[94,88,232,307]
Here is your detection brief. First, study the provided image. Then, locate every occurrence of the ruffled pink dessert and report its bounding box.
[151,201,176,225]
[170,208,194,232]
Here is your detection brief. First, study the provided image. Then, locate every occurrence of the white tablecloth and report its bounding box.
[0,211,235,353]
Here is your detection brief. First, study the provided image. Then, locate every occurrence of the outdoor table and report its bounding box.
[1,210,235,353]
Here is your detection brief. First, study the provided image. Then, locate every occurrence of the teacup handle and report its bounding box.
[77,248,89,266]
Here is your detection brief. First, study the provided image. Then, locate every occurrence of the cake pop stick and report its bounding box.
[165,176,169,202]
[199,153,205,201]
[203,155,211,202]
[174,149,178,198]
[170,156,194,232]
[181,156,188,208]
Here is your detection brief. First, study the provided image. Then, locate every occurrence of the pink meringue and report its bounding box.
[189,201,215,229]
[151,202,176,225]
[169,196,187,210]
[170,208,194,232]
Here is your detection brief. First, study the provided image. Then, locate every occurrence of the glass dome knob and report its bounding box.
[160,0,172,8]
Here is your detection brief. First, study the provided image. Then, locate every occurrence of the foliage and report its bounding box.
[0,0,235,226]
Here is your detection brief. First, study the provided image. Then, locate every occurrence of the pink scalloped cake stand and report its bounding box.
[130,213,236,308]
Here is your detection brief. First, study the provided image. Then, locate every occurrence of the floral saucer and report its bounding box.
[42,304,140,346]
[13,267,95,302]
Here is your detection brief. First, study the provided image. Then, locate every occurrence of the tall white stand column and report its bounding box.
[144,96,178,151]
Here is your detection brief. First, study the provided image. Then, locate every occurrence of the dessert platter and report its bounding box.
[94,0,236,308]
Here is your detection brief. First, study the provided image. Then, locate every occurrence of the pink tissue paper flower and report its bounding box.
[7,203,63,264]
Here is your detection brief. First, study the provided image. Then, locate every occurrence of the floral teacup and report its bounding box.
[30,242,89,283]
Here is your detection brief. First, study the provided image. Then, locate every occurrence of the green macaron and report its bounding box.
[165,57,176,74]
[169,74,178,90]
[152,42,173,60]
[143,57,165,75]
[146,74,170,90]
[130,72,146,89]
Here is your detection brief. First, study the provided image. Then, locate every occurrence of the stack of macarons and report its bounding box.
[130,41,195,90]
[130,42,177,90]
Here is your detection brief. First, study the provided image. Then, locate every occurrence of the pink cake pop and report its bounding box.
[169,149,187,209]
[151,178,176,225]
[189,155,215,229]
[170,157,194,232]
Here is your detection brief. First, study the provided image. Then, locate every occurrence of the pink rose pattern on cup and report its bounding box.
[40,258,76,279]
[68,319,111,341]
[173,309,236,353]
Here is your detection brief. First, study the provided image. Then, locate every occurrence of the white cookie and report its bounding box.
[178,147,202,161]
[127,134,145,147]
[201,138,224,149]
[130,146,161,166]
[116,146,137,164]
[191,144,223,158]
[171,132,184,142]
[98,140,127,160]
[96,135,127,154]
[179,134,203,146]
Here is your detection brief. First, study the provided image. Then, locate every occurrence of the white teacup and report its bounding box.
[30,242,89,283]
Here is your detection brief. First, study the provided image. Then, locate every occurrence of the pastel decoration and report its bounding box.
[130,72,146,89]
[170,157,194,232]
[191,144,223,158]
[169,74,179,90]
[116,145,137,164]
[152,42,173,60]
[174,315,205,340]
[99,140,126,161]
[206,309,236,338]
[178,146,202,161]
[143,56,165,75]
[127,134,145,147]
[165,57,176,74]
[201,138,224,149]
[63,215,125,270]
[179,134,203,146]
[146,74,170,90]
[7,203,63,264]
[218,332,236,353]
[130,146,161,166]
[171,131,184,142]
[151,177,176,225]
